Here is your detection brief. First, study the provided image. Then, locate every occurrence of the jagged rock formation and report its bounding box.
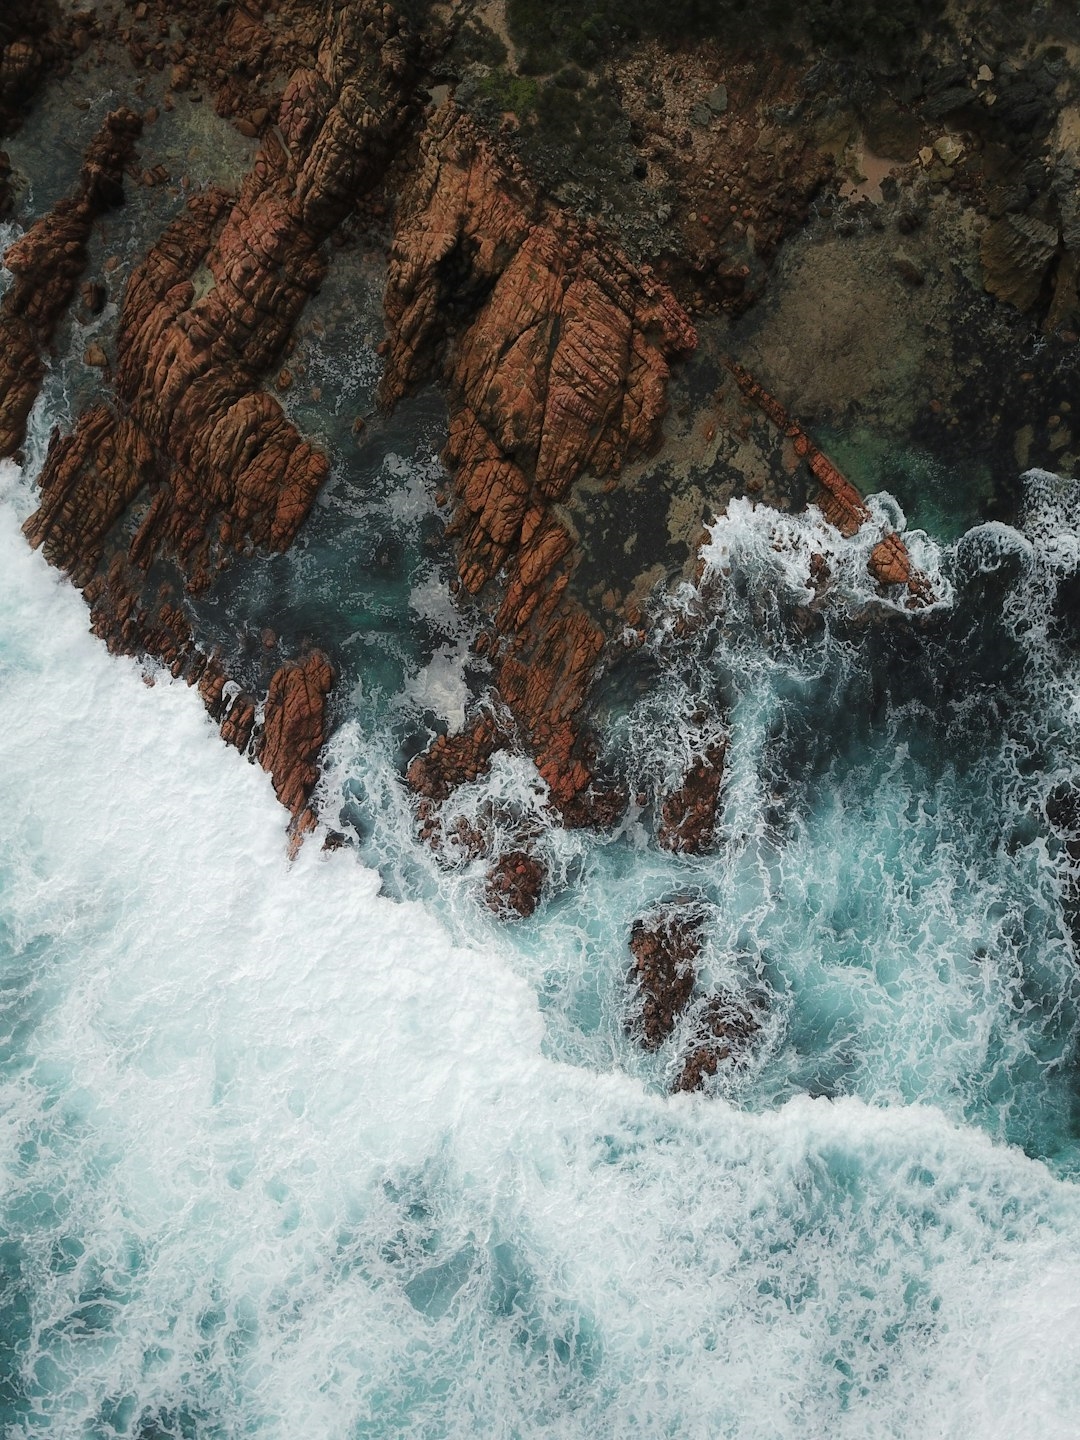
[981,211,1060,313]
[724,360,933,603]
[25,4,418,592]
[629,902,704,1048]
[628,899,761,1089]
[383,105,696,820]
[672,995,761,1093]
[658,738,727,854]
[259,650,335,827]
[82,555,332,833]
[0,109,141,456]
[10,3,421,834]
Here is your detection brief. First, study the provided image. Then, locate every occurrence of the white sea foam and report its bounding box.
[5,450,1080,1437]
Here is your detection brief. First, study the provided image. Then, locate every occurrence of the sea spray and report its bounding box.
[5,444,1080,1435]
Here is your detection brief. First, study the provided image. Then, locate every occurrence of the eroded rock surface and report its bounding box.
[0,108,141,456]
[24,4,418,594]
[383,105,696,818]
[259,650,335,826]
[725,359,933,603]
[629,902,704,1048]
[658,738,727,855]
[8,3,423,837]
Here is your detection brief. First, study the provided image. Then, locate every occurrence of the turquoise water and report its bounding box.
[4,299,1080,1430]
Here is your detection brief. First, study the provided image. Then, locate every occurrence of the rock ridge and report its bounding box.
[382,105,697,821]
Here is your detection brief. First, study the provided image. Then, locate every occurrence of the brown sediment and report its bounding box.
[0,108,142,457]
[382,105,696,821]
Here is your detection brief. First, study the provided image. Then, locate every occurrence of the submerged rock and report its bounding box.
[673,994,761,1093]
[486,849,546,919]
[629,901,704,1049]
[658,738,727,855]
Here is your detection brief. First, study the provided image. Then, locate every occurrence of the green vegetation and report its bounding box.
[474,69,540,116]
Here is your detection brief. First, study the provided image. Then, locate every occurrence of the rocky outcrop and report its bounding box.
[486,849,545,919]
[724,360,933,603]
[673,996,761,1093]
[0,109,142,457]
[629,902,704,1048]
[259,650,334,825]
[383,106,696,819]
[658,738,727,854]
[82,554,331,832]
[981,211,1060,313]
[23,3,418,591]
[628,899,761,1087]
[8,5,422,841]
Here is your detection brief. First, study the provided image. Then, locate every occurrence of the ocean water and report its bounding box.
[4,382,1080,1433]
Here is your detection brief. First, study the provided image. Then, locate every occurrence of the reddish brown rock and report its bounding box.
[724,359,933,603]
[259,650,334,821]
[486,849,546,919]
[83,552,330,829]
[383,107,696,819]
[24,4,418,591]
[673,995,761,1093]
[628,902,704,1049]
[658,738,727,854]
[0,109,142,457]
[407,713,507,802]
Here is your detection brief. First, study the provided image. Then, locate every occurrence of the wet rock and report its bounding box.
[673,994,761,1093]
[258,650,334,822]
[25,3,419,592]
[658,739,727,854]
[0,109,141,457]
[892,249,925,286]
[485,849,546,918]
[383,106,695,818]
[723,360,932,603]
[628,901,704,1048]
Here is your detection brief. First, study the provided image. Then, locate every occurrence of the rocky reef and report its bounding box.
[1,0,1077,878]
[627,900,761,1091]
[5,2,420,834]
[381,104,696,823]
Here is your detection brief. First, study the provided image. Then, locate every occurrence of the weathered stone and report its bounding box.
[658,739,727,854]
[0,109,141,457]
[384,107,695,818]
[25,4,419,592]
[628,901,704,1048]
[981,212,1060,312]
